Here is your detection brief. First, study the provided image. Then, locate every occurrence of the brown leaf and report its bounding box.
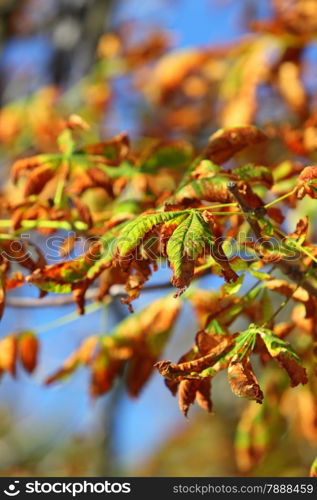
[59,235,77,257]
[195,378,212,413]
[195,330,222,355]
[275,352,308,387]
[89,352,123,397]
[178,377,212,416]
[291,304,316,338]
[204,126,267,164]
[87,167,114,197]
[126,354,156,397]
[178,379,200,416]
[156,337,234,378]
[24,164,55,197]
[11,156,44,183]
[296,165,317,199]
[0,334,18,376]
[5,271,25,290]
[228,356,263,403]
[82,132,130,165]
[289,217,308,241]
[18,331,39,373]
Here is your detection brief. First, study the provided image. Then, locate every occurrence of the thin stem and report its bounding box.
[36,301,104,334]
[274,227,317,264]
[196,203,238,210]
[264,188,296,209]
[0,219,88,232]
[205,211,244,216]
[54,177,66,208]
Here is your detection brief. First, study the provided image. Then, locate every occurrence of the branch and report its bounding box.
[6,282,173,308]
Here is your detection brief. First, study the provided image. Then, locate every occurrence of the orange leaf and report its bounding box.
[18,331,39,373]
[0,335,18,376]
[204,126,267,164]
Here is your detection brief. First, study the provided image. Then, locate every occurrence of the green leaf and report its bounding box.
[258,329,308,387]
[140,141,193,173]
[205,319,227,335]
[249,269,272,281]
[222,274,244,296]
[117,210,186,258]
[232,164,273,188]
[167,211,214,287]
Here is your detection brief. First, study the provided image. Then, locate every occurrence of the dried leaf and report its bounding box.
[204,126,267,164]
[228,355,263,403]
[24,164,55,197]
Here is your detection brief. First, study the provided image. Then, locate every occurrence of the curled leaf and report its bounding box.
[228,355,263,403]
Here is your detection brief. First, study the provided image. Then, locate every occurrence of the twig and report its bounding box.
[227,181,317,299]
[6,282,173,307]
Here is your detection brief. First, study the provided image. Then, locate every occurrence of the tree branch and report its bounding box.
[6,282,174,307]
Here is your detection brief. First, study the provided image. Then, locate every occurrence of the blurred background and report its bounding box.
[0,0,314,477]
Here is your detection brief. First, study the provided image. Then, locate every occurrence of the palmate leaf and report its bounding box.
[116,208,216,290]
[11,130,131,200]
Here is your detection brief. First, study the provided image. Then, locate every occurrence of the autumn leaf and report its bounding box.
[18,331,39,373]
[203,126,267,164]
[0,334,18,376]
[178,378,212,417]
[296,165,317,199]
[166,211,214,288]
[228,355,263,403]
[24,164,56,197]
[232,164,273,189]
[259,329,308,387]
